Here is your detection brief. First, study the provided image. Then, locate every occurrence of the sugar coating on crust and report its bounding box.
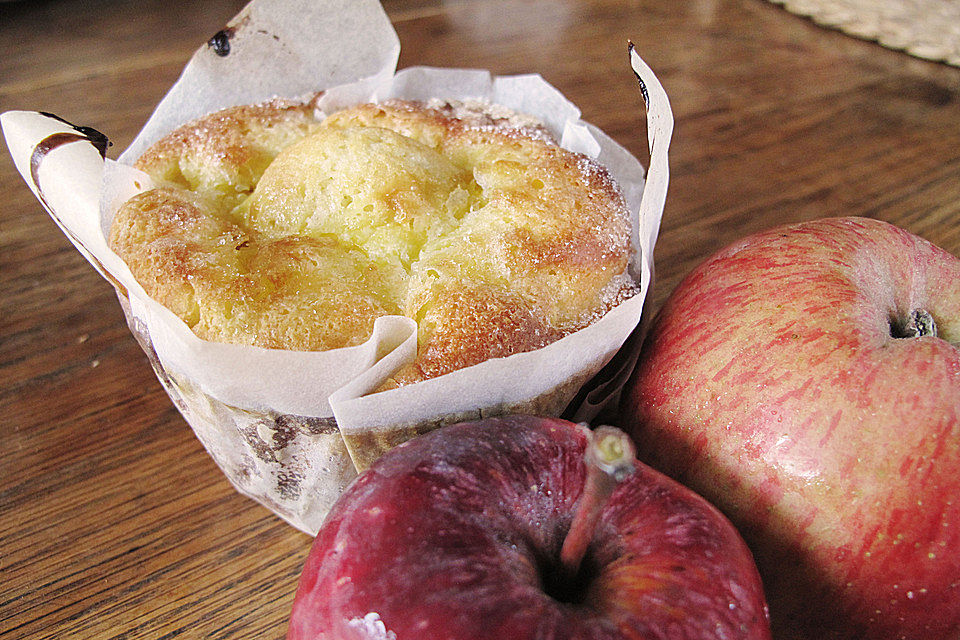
[134,98,324,211]
[110,98,638,386]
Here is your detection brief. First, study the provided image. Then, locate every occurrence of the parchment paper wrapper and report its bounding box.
[2,0,673,535]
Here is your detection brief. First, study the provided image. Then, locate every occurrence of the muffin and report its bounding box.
[109,97,638,387]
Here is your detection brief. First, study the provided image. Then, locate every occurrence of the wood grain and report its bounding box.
[1,0,958,638]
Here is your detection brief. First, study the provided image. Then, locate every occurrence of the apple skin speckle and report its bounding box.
[288,415,771,640]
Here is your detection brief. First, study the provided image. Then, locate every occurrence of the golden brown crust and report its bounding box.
[135,98,322,211]
[382,280,562,388]
[111,98,637,384]
[110,186,398,351]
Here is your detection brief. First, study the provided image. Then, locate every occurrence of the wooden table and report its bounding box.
[2,0,958,637]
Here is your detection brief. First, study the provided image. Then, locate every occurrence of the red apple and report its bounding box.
[288,415,771,639]
[621,217,960,639]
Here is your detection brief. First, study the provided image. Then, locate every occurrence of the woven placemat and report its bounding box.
[768,0,960,67]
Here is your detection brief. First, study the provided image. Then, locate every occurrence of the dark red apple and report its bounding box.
[288,415,770,639]
[622,216,960,639]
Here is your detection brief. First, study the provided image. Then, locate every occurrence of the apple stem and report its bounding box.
[559,425,636,579]
[890,309,938,339]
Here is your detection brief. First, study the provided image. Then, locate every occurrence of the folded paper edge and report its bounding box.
[567,44,675,423]
[120,0,400,164]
